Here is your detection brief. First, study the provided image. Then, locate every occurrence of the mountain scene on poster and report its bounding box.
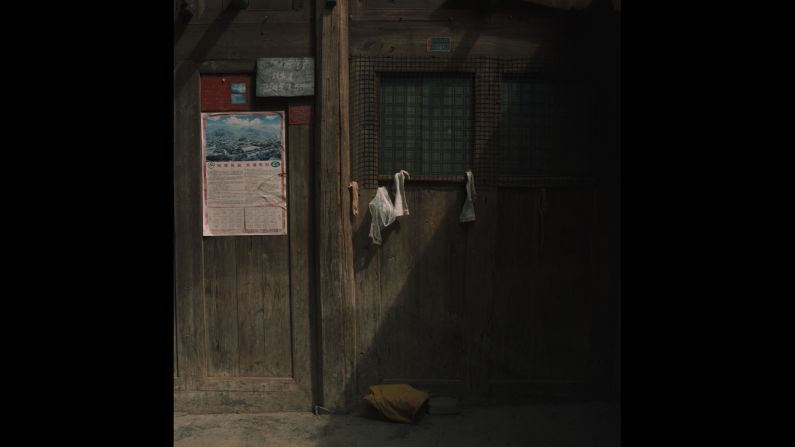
[205,114,283,162]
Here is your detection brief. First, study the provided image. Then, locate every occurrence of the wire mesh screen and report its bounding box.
[498,76,556,177]
[350,56,590,189]
[380,74,473,176]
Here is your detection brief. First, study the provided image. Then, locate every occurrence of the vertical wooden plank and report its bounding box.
[413,188,467,382]
[376,189,420,379]
[236,236,292,377]
[363,187,468,390]
[338,0,357,406]
[465,61,500,401]
[287,117,313,404]
[259,237,293,376]
[544,188,592,381]
[490,187,594,393]
[236,237,267,377]
[174,61,208,387]
[491,189,535,381]
[463,188,498,401]
[174,292,179,377]
[204,237,239,377]
[587,181,621,399]
[316,0,357,410]
[352,187,382,399]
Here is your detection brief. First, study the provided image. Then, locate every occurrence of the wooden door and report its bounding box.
[173,62,314,413]
[346,53,603,404]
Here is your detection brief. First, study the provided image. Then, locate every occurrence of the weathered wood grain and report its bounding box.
[174,290,179,378]
[287,116,314,400]
[204,237,240,377]
[235,235,292,377]
[375,189,421,380]
[352,187,467,398]
[349,20,560,58]
[174,98,316,413]
[174,61,208,387]
[316,0,358,411]
[462,187,498,402]
[176,23,313,62]
[350,0,563,21]
[488,187,594,398]
[352,187,381,399]
[186,0,310,25]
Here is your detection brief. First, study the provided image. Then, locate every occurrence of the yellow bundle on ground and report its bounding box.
[363,384,430,423]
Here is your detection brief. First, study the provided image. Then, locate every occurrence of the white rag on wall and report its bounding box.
[368,187,395,245]
[459,170,476,223]
[392,170,410,217]
[368,170,411,245]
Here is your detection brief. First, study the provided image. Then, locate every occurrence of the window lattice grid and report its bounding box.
[379,74,473,176]
[498,77,557,177]
[351,56,564,189]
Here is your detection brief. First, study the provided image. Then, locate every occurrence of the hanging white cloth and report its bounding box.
[459,170,477,223]
[368,170,411,245]
[392,170,410,217]
[368,187,396,245]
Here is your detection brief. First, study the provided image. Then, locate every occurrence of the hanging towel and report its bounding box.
[459,170,476,222]
[392,170,410,217]
[368,186,396,245]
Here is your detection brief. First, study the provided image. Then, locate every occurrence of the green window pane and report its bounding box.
[380,74,472,176]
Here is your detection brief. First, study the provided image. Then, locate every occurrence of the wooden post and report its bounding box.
[315,0,356,412]
[173,60,207,392]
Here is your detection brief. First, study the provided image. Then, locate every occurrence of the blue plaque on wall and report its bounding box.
[428,37,452,52]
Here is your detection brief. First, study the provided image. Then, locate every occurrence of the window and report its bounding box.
[499,77,556,177]
[351,57,591,189]
[379,74,473,176]
[498,76,593,179]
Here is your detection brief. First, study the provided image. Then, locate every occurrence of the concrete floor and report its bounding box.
[174,402,620,447]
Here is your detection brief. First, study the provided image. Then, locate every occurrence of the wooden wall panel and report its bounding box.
[175,0,316,413]
[352,187,383,398]
[192,0,310,24]
[489,187,593,387]
[175,23,312,61]
[351,0,552,20]
[285,118,314,400]
[223,0,294,10]
[345,4,612,403]
[175,95,315,411]
[174,61,208,385]
[204,238,240,376]
[361,0,449,10]
[353,187,468,396]
[349,21,559,58]
[235,236,292,377]
[174,293,179,377]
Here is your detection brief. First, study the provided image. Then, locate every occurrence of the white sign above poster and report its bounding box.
[256,58,315,97]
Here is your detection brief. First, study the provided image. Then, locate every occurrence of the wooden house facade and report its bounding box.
[174,0,620,413]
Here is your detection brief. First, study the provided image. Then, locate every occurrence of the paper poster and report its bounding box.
[201,112,287,236]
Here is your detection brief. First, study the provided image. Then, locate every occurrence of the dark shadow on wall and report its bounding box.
[174,6,243,97]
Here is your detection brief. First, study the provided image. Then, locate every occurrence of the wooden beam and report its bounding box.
[315,0,357,412]
[173,61,207,391]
